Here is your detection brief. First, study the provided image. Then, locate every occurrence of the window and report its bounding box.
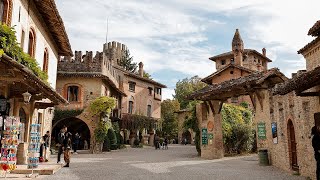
[28,28,36,58]
[43,48,49,74]
[129,82,136,92]
[67,86,79,102]
[0,0,12,25]
[148,87,153,96]
[147,105,151,117]
[20,29,25,50]
[128,101,133,114]
[18,6,21,22]
[230,58,235,64]
[221,60,226,65]
[230,71,234,74]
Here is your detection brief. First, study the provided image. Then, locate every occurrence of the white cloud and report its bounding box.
[57,0,320,99]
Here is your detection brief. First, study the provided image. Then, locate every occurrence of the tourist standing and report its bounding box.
[154,134,160,149]
[312,126,320,180]
[57,126,67,164]
[64,131,72,167]
[43,131,50,162]
[73,132,80,154]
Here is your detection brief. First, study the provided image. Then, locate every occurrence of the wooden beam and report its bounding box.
[208,101,215,114]
[249,92,256,111]
[203,101,210,114]
[255,90,265,111]
[296,91,320,97]
[218,101,224,114]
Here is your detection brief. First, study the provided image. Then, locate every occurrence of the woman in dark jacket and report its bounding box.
[312,126,320,180]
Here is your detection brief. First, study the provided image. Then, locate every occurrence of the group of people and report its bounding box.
[56,126,82,167]
[154,135,168,150]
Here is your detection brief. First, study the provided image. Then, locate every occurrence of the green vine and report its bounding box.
[94,121,112,143]
[89,96,116,116]
[53,109,84,123]
[0,24,48,81]
[121,114,157,131]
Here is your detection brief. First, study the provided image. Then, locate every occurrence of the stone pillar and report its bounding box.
[198,101,224,159]
[129,130,136,145]
[17,143,28,165]
[148,129,155,146]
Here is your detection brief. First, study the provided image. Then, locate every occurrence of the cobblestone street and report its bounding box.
[40,145,306,180]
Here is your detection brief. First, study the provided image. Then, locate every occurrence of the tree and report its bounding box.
[174,76,206,109]
[119,49,137,73]
[161,100,180,138]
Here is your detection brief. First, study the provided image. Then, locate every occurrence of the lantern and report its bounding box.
[22,91,32,104]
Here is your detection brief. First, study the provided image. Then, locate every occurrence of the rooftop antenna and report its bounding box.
[106,17,109,43]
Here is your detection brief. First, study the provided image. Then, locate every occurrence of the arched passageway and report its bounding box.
[182,130,191,144]
[52,117,91,150]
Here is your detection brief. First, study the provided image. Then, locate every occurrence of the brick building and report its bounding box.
[55,42,166,150]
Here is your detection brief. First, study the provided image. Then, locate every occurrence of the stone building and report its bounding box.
[55,41,166,150]
[189,21,320,179]
[175,109,195,144]
[0,0,72,164]
[202,29,272,105]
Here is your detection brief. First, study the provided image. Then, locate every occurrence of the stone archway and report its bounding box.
[52,117,91,150]
[182,130,192,144]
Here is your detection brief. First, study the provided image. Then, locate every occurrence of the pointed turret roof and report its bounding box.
[232,29,244,50]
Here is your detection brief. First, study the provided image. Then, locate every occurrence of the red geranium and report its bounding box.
[2,164,9,171]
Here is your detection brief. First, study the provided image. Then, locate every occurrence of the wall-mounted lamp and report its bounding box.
[48,108,54,114]
[22,91,32,104]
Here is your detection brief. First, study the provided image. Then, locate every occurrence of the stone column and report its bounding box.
[148,129,155,146]
[198,101,224,159]
[129,130,136,145]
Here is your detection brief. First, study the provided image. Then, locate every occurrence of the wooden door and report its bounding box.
[287,120,299,171]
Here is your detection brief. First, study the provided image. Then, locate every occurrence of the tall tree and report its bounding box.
[173,76,206,109]
[161,99,180,138]
[119,49,137,73]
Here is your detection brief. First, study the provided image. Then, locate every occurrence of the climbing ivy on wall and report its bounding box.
[121,114,157,131]
[89,96,116,116]
[0,23,48,81]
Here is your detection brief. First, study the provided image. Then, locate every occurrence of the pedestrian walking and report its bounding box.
[73,132,80,154]
[154,134,160,150]
[84,139,88,150]
[184,138,187,145]
[57,126,67,164]
[63,131,72,167]
[312,125,320,180]
[164,137,168,150]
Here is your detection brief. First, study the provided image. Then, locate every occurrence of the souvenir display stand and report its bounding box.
[0,116,21,178]
[27,124,41,178]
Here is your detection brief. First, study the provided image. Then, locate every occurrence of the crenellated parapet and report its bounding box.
[103,41,127,65]
[58,51,104,72]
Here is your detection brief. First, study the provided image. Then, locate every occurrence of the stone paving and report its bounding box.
[39,145,307,180]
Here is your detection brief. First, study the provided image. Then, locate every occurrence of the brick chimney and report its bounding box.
[138,62,144,77]
[262,48,266,57]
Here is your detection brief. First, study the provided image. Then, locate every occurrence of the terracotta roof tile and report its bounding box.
[308,20,320,37]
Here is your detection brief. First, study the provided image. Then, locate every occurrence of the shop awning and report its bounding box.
[0,54,68,105]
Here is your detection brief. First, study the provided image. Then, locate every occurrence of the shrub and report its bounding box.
[133,139,140,146]
[108,129,117,149]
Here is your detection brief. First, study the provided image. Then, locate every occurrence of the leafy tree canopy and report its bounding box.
[173,76,206,109]
[161,99,180,138]
[119,49,137,73]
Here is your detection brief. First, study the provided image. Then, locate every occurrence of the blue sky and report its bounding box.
[56,0,320,100]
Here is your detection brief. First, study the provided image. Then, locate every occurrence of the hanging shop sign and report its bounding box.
[257,122,267,140]
[202,128,208,145]
[271,122,278,144]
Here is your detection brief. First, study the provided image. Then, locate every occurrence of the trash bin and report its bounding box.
[258,149,269,166]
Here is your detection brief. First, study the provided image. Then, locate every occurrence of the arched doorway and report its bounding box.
[182,130,191,144]
[52,117,91,150]
[287,120,298,171]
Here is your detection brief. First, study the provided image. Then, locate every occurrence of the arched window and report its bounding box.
[128,96,134,114]
[0,0,12,25]
[43,48,49,73]
[67,86,79,102]
[147,105,151,117]
[28,28,36,58]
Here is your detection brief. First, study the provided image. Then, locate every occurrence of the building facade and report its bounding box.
[0,0,72,164]
[55,42,166,149]
[202,29,272,105]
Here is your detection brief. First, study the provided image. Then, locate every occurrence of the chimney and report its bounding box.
[262,48,266,57]
[138,62,144,77]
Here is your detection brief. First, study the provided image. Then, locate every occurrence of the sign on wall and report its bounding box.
[202,128,208,145]
[257,122,267,140]
[271,122,278,144]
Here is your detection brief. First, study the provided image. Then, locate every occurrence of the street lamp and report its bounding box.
[22,91,32,104]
